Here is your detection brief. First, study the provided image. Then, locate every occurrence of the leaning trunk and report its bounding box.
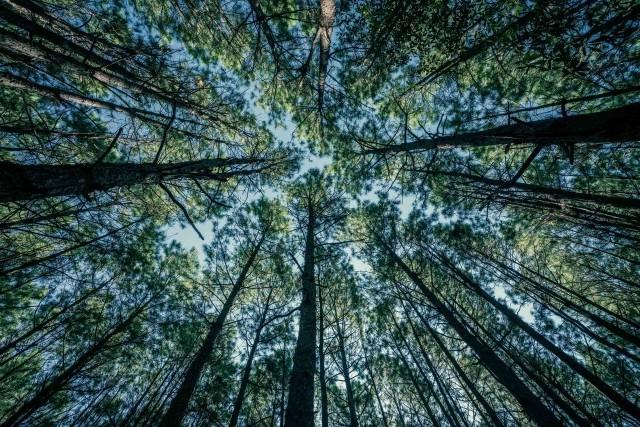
[0,158,263,202]
[159,232,266,427]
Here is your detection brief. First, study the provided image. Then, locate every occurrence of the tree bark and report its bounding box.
[363,103,640,155]
[284,206,316,427]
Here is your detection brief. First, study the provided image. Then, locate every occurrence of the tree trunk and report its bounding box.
[364,102,640,154]
[159,232,266,427]
[0,158,264,202]
[318,284,329,427]
[317,0,335,112]
[376,236,562,426]
[437,170,640,210]
[362,340,389,427]
[284,206,316,427]
[431,247,640,422]
[335,317,358,427]
[228,294,272,427]
[407,300,503,427]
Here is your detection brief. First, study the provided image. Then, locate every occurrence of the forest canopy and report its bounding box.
[0,0,639,426]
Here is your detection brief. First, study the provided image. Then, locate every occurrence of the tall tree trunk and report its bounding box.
[360,335,390,427]
[0,300,148,427]
[403,311,470,427]
[406,300,503,427]
[317,0,335,112]
[363,102,640,154]
[0,158,265,202]
[334,316,358,427]
[391,335,441,427]
[431,247,640,422]
[376,235,562,426]
[159,232,266,427]
[318,284,329,427]
[228,293,272,427]
[284,206,316,427]
[435,170,640,210]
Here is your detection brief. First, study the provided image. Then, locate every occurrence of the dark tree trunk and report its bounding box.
[228,295,272,427]
[364,103,640,154]
[361,340,389,427]
[159,232,266,427]
[284,206,316,427]
[407,300,503,427]
[377,236,562,426]
[391,335,441,427]
[318,284,329,427]
[432,248,640,422]
[335,317,358,427]
[0,158,264,202]
[437,170,640,210]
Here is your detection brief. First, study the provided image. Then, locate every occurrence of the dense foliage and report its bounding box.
[1,0,639,426]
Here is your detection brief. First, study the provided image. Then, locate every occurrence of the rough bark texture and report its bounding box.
[317,0,335,111]
[284,206,316,427]
[364,103,640,154]
[0,158,262,202]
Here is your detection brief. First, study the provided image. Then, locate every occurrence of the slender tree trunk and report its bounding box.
[284,206,316,427]
[403,311,470,427]
[335,317,358,427]
[159,232,266,427]
[0,301,148,427]
[431,247,640,422]
[361,338,390,427]
[318,284,329,427]
[0,158,264,202]
[392,314,452,427]
[279,342,286,427]
[364,102,640,154]
[391,335,441,427]
[407,300,503,427]
[435,170,640,210]
[228,294,272,427]
[376,236,562,426]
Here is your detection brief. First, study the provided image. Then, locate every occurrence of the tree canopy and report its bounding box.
[1,0,639,426]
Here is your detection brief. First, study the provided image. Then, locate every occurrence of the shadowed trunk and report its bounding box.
[0,158,266,202]
[364,103,640,154]
[376,235,562,426]
[284,205,316,427]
